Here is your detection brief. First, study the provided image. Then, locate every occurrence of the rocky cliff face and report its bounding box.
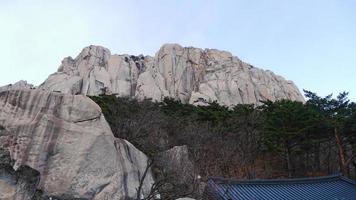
[0,89,154,199]
[39,44,304,106]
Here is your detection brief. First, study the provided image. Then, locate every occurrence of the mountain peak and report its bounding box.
[13,44,303,105]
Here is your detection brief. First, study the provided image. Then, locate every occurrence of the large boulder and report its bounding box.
[0,89,154,199]
[154,145,198,198]
[155,145,195,187]
[39,44,304,106]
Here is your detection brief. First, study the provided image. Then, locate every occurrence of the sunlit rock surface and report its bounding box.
[0,80,34,92]
[39,44,304,106]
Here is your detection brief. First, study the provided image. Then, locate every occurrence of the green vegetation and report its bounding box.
[90,90,356,179]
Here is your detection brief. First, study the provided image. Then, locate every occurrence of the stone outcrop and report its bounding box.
[39,44,304,106]
[155,145,195,188]
[0,89,154,200]
[0,80,34,92]
[154,145,199,198]
[39,46,152,97]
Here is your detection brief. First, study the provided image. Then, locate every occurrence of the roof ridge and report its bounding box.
[340,176,356,186]
[208,174,351,185]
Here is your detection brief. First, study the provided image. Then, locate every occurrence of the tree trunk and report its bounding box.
[334,127,348,176]
[315,142,320,171]
[285,143,292,178]
[327,139,331,174]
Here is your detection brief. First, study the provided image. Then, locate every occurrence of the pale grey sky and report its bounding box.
[0,0,355,100]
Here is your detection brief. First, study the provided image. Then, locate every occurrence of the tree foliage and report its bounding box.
[90,90,356,187]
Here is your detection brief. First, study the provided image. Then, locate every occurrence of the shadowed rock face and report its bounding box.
[0,148,40,200]
[39,44,304,106]
[0,89,154,200]
[155,145,196,194]
[0,165,40,200]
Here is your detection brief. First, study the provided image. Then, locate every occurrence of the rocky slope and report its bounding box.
[39,44,304,106]
[0,89,154,199]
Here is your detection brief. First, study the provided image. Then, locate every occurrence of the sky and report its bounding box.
[0,0,355,100]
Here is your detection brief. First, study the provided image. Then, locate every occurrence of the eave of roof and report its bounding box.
[204,174,356,200]
[208,174,356,186]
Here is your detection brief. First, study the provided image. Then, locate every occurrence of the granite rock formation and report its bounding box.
[0,89,154,200]
[39,44,304,106]
[0,43,306,199]
[155,145,196,192]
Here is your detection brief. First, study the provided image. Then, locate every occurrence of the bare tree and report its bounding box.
[136,158,198,200]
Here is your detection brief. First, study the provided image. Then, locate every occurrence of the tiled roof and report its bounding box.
[204,174,356,200]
